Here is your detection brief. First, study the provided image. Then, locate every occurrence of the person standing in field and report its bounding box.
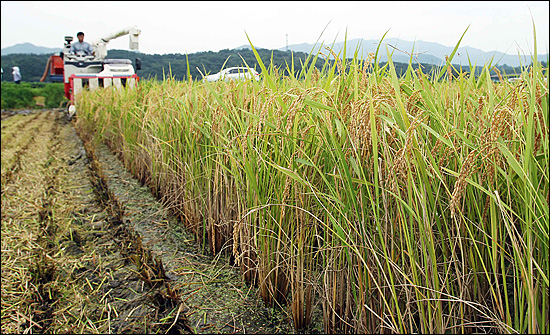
[12,66,21,84]
[70,31,94,56]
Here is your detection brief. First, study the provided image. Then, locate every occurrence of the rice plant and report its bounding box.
[76,28,548,333]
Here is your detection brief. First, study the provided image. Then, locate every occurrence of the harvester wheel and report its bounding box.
[67,102,76,121]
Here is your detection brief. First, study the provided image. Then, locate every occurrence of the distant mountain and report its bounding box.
[233,44,259,51]
[275,38,549,67]
[1,43,61,56]
[236,38,546,68]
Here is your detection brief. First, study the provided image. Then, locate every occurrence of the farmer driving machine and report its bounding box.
[40,26,142,117]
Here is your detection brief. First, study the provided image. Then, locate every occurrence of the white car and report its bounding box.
[203,67,260,82]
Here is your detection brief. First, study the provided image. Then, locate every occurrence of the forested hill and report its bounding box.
[1,48,320,82]
[0,47,535,83]
[107,48,325,81]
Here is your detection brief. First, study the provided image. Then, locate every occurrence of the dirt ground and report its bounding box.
[1,109,319,334]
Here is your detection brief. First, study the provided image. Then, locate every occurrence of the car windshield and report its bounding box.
[229,68,247,74]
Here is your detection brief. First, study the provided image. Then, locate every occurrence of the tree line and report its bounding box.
[1,47,541,84]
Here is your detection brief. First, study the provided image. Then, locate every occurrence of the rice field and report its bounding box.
[75,34,549,333]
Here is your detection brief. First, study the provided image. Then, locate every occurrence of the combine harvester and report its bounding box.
[40,26,142,118]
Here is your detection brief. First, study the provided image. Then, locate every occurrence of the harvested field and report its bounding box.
[1,109,311,334]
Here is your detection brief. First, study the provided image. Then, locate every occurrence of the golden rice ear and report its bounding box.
[66,33,548,334]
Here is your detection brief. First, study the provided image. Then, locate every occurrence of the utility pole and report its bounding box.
[286,34,288,51]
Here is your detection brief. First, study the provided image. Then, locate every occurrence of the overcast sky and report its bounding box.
[1,1,548,56]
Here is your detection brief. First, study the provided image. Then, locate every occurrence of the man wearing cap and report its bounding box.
[70,32,94,56]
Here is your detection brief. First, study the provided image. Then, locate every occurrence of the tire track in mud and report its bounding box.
[79,132,193,334]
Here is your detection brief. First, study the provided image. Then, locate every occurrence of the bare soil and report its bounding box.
[1,109,306,334]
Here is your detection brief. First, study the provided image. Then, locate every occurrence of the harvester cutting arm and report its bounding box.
[92,25,141,59]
